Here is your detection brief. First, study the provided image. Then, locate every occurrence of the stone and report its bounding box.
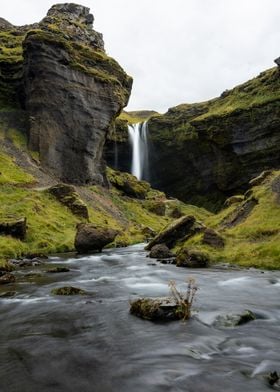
[130,297,181,322]
[141,226,157,239]
[51,286,86,295]
[222,197,258,228]
[0,218,27,240]
[107,169,150,199]
[74,223,118,253]
[176,249,209,268]
[0,273,16,285]
[48,184,89,219]
[144,200,166,216]
[145,215,202,250]
[202,228,225,248]
[169,206,183,219]
[249,170,273,187]
[149,244,175,259]
[224,195,244,207]
[213,310,256,327]
[47,267,70,273]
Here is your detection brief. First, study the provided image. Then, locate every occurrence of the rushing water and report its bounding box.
[0,244,280,392]
[128,122,149,180]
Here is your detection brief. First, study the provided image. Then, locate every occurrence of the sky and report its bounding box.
[2,0,280,112]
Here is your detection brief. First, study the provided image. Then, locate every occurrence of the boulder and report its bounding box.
[48,184,89,219]
[141,226,157,239]
[130,297,181,322]
[47,267,70,273]
[176,249,209,268]
[202,228,225,248]
[144,200,166,216]
[149,244,175,259]
[0,273,16,285]
[145,215,201,250]
[213,310,256,327]
[221,197,258,228]
[224,195,244,207]
[51,286,86,295]
[0,218,26,240]
[169,206,183,219]
[107,168,150,199]
[74,223,118,253]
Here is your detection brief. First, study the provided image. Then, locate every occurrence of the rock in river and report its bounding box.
[74,223,118,253]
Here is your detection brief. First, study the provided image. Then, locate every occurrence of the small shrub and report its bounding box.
[168,278,198,320]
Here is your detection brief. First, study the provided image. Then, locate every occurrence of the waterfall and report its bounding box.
[128,121,149,180]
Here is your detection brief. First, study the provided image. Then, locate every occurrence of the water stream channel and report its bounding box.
[0,244,279,392]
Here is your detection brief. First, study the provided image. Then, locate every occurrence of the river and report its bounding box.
[0,244,279,392]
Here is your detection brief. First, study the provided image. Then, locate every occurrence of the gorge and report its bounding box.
[0,3,280,391]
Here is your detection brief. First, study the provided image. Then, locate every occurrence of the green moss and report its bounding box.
[0,152,34,185]
[118,110,158,125]
[177,171,280,269]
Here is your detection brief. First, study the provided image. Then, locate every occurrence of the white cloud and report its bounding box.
[2,0,280,112]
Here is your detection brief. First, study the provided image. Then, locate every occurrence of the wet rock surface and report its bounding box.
[176,249,209,268]
[148,244,175,259]
[130,297,181,322]
[74,223,118,253]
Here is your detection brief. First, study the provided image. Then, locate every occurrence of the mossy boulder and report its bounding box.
[202,228,225,248]
[51,286,86,295]
[74,223,118,253]
[47,267,70,273]
[176,249,209,268]
[143,200,166,216]
[213,310,256,327]
[0,273,16,284]
[149,244,175,259]
[0,217,26,240]
[146,215,201,250]
[48,184,89,219]
[130,297,181,321]
[107,168,150,199]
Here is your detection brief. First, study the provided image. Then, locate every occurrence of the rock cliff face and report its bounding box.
[106,66,280,210]
[0,3,132,184]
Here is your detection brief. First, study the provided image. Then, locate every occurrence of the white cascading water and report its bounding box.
[128,121,149,180]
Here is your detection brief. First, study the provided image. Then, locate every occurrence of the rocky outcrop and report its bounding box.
[145,215,203,250]
[0,218,27,240]
[74,223,118,253]
[0,3,132,185]
[48,183,89,219]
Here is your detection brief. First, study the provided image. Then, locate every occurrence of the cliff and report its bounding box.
[106,66,280,210]
[0,3,132,185]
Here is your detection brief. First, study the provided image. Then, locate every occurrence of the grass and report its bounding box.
[179,171,280,269]
[0,152,34,185]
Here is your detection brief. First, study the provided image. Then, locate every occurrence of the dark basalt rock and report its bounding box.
[149,244,175,259]
[145,215,203,250]
[0,273,16,285]
[74,223,118,253]
[202,228,225,248]
[0,4,132,185]
[275,57,280,67]
[176,249,209,268]
[0,218,27,240]
[48,183,89,219]
[130,297,181,322]
[222,197,258,228]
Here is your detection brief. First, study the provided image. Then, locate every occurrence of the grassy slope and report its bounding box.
[180,171,280,269]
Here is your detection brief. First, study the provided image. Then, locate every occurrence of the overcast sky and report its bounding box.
[2,0,280,112]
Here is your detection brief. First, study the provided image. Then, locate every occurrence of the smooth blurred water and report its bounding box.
[0,244,279,392]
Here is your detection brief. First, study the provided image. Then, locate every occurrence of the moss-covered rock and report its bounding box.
[107,168,150,199]
[149,244,175,259]
[130,297,181,321]
[176,249,209,268]
[74,223,118,253]
[51,286,86,295]
[48,184,89,219]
